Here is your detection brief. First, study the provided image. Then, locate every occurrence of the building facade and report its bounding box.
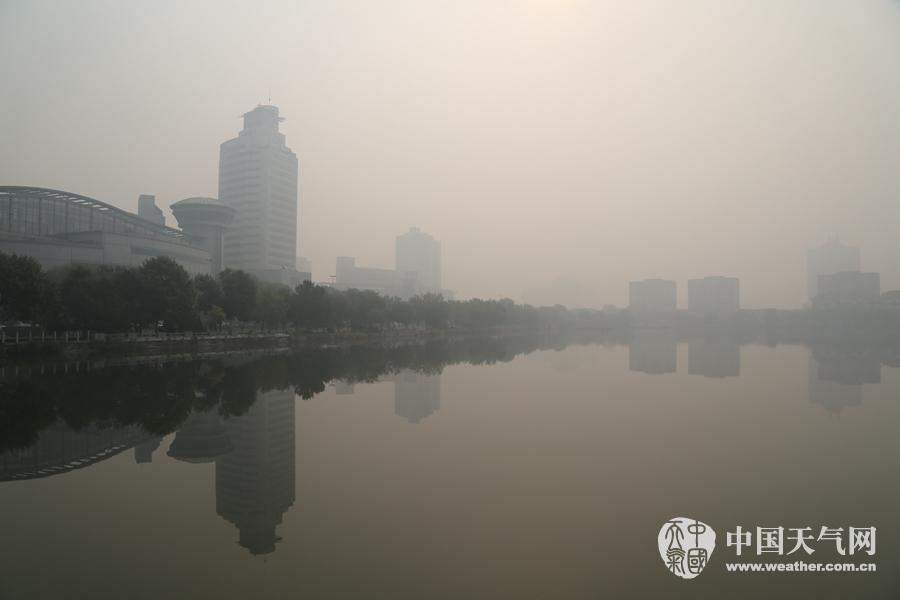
[628,279,676,313]
[0,186,212,274]
[137,194,165,226]
[335,256,418,298]
[219,105,300,285]
[295,256,312,283]
[815,271,880,307]
[687,276,740,314]
[170,197,235,274]
[396,227,441,294]
[807,239,860,301]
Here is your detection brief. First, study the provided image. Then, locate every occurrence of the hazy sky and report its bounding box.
[2,0,900,308]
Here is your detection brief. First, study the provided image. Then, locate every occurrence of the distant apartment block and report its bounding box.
[336,227,447,299]
[629,279,676,313]
[396,227,441,294]
[687,276,739,314]
[807,239,860,300]
[335,256,418,298]
[814,271,880,307]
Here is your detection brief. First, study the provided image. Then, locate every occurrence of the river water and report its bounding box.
[1,336,897,599]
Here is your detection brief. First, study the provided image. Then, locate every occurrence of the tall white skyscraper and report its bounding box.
[396,227,441,294]
[219,105,299,284]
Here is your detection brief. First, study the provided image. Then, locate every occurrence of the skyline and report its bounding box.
[3,1,900,308]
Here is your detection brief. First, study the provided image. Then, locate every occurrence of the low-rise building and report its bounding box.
[0,186,214,274]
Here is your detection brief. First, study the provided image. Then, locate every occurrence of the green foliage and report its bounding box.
[0,250,602,334]
[219,268,257,320]
[254,283,291,328]
[137,257,198,331]
[58,265,136,331]
[206,305,226,328]
[342,288,387,330]
[290,280,336,330]
[410,293,450,328]
[194,273,224,312]
[0,252,54,324]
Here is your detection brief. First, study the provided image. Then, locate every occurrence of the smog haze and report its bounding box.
[2,0,900,308]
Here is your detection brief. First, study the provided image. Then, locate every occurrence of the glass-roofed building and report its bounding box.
[0,186,221,274]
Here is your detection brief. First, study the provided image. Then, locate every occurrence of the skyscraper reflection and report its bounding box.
[394,370,441,424]
[628,333,677,375]
[808,347,880,412]
[215,388,296,555]
[331,370,442,424]
[687,338,740,378]
[167,409,233,463]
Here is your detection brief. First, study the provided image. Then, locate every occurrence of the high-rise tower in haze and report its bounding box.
[219,105,300,285]
[807,239,860,301]
[396,227,441,294]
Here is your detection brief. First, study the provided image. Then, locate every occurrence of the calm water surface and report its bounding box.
[1,337,898,599]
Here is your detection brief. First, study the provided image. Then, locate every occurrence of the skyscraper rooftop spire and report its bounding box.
[242,104,284,130]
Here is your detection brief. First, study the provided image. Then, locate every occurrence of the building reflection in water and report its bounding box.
[332,369,441,424]
[133,436,163,464]
[393,369,441,424]
[0,425,152,481]
[808,347,881,413]
[167,409,233,464]
[688,338,740,378]
[628,332,677,375]
[214,388,296,555]
[333,380,356,395]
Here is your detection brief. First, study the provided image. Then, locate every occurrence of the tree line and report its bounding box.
[0,251,612,333]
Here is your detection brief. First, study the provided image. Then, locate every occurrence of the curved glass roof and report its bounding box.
[0,186,189,242]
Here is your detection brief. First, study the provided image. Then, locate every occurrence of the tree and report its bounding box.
[343,288,386,330]
[410,293,449,329]
[206,305,226,329]
[0,252,54,324]
[290,280,335,331]
[194,273,226,330]
[219,268,257,321]
[194,273,224,312]
[136,257,197,331]
[254,283,291,328]
[386,296,414,326]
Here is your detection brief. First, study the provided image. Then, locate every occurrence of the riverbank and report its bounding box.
[0,326,583,366]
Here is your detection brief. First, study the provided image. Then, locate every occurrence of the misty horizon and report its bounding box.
[3,0,900,308]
